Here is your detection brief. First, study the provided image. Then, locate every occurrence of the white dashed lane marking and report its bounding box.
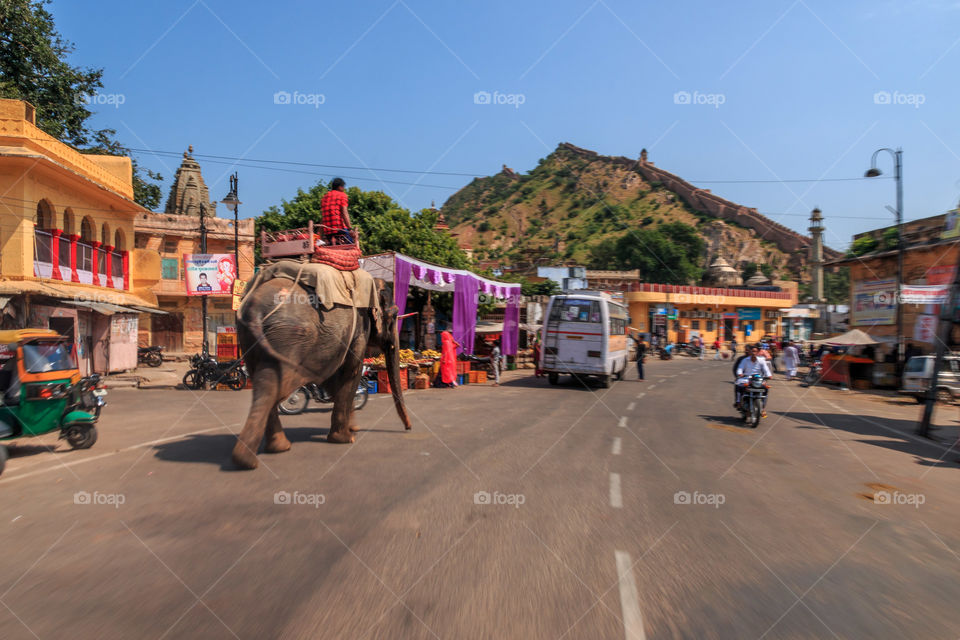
[618,416,627,428]
[612,437,622,455]
[636,392,646,399]
[627,401,636,412]
[609,473,623,508]
[615,550,647,640]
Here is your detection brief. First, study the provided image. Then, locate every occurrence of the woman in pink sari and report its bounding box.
[440,330,460,387]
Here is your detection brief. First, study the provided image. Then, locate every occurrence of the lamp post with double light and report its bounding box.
[220,173,241,281]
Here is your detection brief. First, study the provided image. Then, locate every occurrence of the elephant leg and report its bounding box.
[327,355,363,444]
[232,366,280,469]
[263,409,291,453]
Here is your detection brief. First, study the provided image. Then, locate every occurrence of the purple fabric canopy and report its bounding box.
[453,274,479,355]
[394,256,412,332]
[502,290,520,355]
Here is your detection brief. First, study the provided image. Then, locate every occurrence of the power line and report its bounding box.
[128,148,481,177]
[131,147,886,186]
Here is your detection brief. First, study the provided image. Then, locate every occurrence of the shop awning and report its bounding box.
[129,305,168,314]
[63,300,132,315]
[812,329,880,346]
[360,252,522,355]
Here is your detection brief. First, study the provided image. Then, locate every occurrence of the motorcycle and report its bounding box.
[278,367,371,415]
[736,372,768,428]
[137,345,164,367]
[801,360,823,386]
[658,345,673,360]
[182,353,247,391]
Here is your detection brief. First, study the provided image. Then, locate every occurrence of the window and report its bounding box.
[691,320,700,330]
[706,320,714,332]
[163,239,178,254]
[135,235,149,249]
[162,258,180,280]
[549,299,601,323]
[608,316,626,335]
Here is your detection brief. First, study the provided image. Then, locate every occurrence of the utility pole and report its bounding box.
[199,202,209,356]
[917,261,960,437]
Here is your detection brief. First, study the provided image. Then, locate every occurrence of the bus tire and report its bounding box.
[600,374,611,389]
[548,373,559,385]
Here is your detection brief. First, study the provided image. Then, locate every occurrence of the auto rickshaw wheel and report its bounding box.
[65,424,98,450]
[0,445,7,476]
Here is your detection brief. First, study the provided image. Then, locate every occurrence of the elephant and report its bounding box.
[231,270,410,470]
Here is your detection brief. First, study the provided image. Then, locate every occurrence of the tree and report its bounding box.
[258,182,470,269]
[850,235,878,256]
[0,0,162,207]
[587,222,705,284]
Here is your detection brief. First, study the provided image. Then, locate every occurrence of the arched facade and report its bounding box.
[80,217,94,242]
[101,222,111,246]
[35,200,54,229]
[113,228,125,252]
[62,208,75,235]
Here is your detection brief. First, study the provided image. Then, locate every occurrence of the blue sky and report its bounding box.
[53,0,960,250]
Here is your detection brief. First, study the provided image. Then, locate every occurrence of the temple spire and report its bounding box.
[163,145,217,216]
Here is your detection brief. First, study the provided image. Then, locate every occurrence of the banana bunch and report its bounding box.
[421,349,442,358]
[399,349,417,363]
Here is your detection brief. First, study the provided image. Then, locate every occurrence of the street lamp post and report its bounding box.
[199,202,209,356]
[221,173,241,281]
[865,148,904,372]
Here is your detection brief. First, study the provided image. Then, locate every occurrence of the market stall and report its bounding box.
[813,329,880,389]
[360,252,522,356]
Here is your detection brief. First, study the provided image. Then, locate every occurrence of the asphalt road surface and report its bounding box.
[2,358,960,639]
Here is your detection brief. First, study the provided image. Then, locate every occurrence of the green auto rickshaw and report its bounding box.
[0,329,106,476]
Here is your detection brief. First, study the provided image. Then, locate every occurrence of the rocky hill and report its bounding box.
[443,143,839,282]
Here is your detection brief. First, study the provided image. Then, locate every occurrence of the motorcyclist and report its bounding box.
[735,344,772,417]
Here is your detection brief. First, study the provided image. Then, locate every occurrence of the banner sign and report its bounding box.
[737,307,761,321]
[900,285,949,305]
[185,254,236,296]
[231,278,247,311]
[914,313,937,343]
[852,279,896,325]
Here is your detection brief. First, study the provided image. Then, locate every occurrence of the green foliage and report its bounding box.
[882,226,899,250]
[740,262,775,282]
[587,222,705,284]
[257,183,469,268]
[851,236,878,256]
[824,267,850,304]
[476,220,491,232]
[0,0,162,207]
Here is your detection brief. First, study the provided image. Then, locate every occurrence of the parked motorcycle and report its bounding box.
[278,367,371,415]
[138,345,164,367]
[736,373,768,428]
[182,353,247,391]
[801,360,823,386]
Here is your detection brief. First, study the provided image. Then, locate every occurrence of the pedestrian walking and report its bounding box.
[698,337,705,360]
[491,339,502,386]
[633,334,646,380]
[783,340,799,380]
[713,338,721,360]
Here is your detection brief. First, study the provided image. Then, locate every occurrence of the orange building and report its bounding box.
[0,99,160,373]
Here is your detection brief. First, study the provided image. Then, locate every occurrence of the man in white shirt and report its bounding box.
[782,341,800,380]
[735,345,773,416]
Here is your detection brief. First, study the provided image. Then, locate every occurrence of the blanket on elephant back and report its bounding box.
[310,242,362,271]
[241,259,379,311]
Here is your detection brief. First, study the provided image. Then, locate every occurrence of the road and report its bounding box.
[2,358,960,639]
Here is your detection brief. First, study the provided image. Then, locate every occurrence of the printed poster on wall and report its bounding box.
[184,254,236,296]
[914,314,937,343]
[852,279,896,325]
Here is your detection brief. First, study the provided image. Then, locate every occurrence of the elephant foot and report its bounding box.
[349,423,360,433]
[231,443,260,470]
[264,433,292,454]
[327,429,355,444]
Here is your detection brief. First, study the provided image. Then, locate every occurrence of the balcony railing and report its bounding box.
[33,229,128,290]
[628,282,793,301]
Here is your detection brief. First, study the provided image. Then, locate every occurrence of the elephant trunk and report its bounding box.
[384,321,411,430]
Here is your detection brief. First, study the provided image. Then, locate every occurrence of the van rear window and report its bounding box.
[904,358,926,373]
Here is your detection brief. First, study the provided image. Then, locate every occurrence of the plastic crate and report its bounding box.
[475,370,487,384]
[468,371,479,383]
[457,361,470,375]
[365,379,377,394]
